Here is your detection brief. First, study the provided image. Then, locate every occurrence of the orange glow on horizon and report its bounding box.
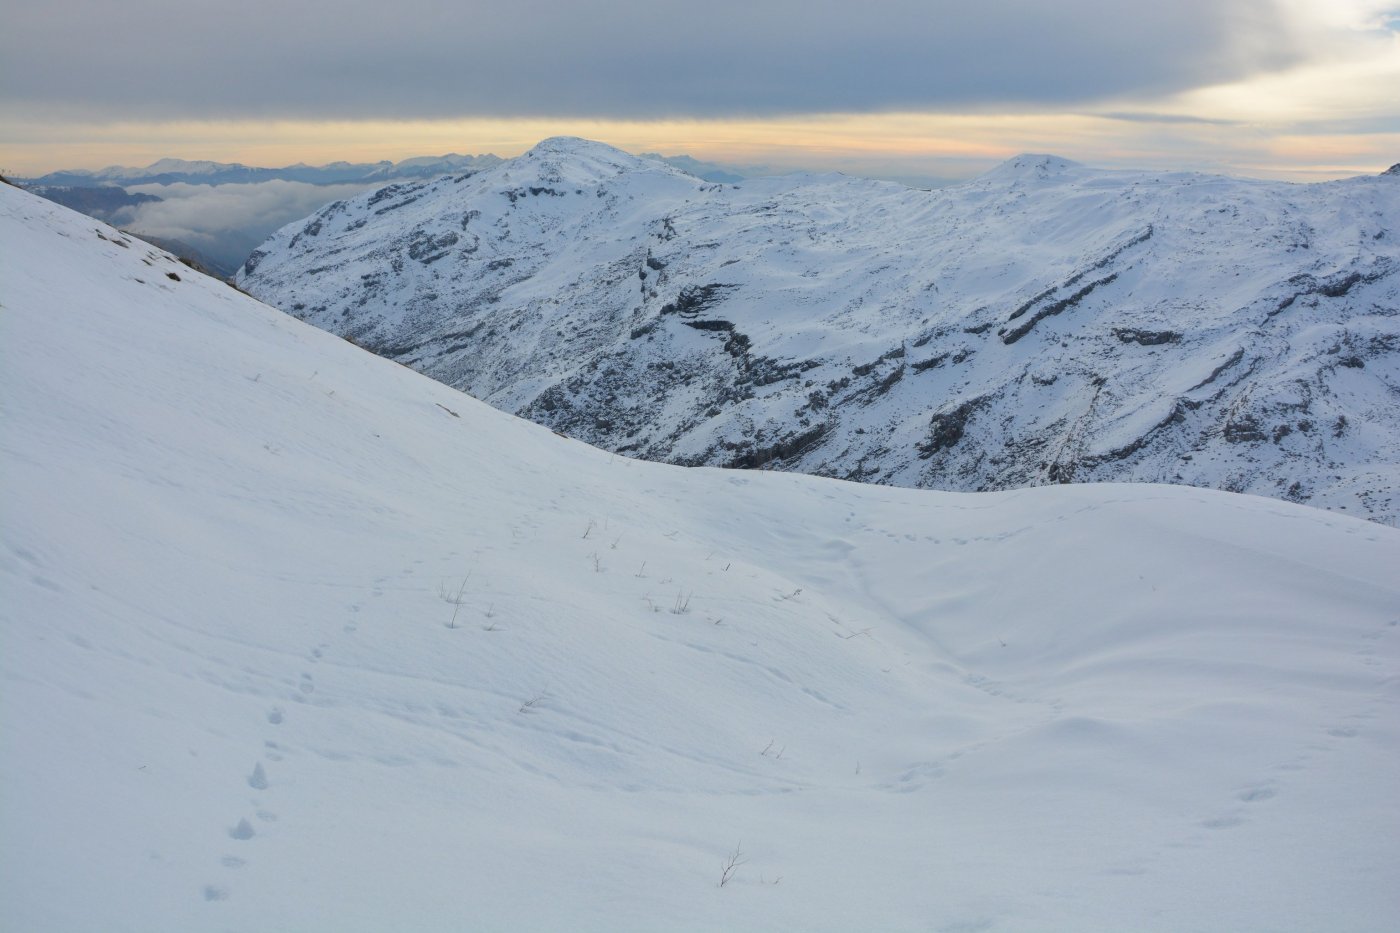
[2,111,1394,182]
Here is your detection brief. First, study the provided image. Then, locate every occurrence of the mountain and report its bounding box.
[19,153,503,188]
[9,175,1400,932]
[641,152,748,182]
[237,137,1400,525]
[6,180,1400,931]
[362,153,507,181]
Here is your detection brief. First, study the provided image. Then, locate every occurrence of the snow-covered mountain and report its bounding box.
[6,180,1400,931]
[238,137,1400,525]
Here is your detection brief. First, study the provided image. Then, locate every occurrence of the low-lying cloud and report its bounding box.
[116,180,372,275]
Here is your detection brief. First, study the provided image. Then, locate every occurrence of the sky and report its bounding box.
[2,0,1398,182]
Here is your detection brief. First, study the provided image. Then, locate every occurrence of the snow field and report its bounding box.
[4,184,1399,931]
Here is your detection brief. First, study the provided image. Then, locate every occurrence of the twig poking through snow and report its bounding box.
[719,843,748,887]
[438,574,471,629]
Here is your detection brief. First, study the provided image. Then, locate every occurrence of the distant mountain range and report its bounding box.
[15,152,754,190]
[16,154,505,188]
[15,151,754,279]
[238,137,1400,524]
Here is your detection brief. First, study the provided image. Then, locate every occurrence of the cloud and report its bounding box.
[2,1,1303,121]
[1096,112,1242,126]
[116,180,373,271]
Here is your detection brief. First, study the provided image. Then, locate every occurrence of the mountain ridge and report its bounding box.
[17,153,504,188]
[238,139,1400,524]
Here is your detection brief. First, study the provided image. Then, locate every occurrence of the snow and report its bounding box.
[4,183,1400,931]
[238,138,1400,525]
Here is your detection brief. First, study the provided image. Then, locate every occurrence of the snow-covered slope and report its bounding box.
[239,138,1400,525]
[7,182,1400,931]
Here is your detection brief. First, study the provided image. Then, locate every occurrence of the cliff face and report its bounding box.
[240,138,1400,524]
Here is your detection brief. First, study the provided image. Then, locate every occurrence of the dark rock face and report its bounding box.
[239,138,1400,525]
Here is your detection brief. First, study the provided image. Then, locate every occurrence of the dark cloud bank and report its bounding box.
[5,0,1299,120]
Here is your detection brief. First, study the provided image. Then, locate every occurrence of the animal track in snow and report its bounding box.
[1236,782,1278,803]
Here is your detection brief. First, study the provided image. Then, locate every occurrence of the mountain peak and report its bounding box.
[978,153,1084,183]
[519,136,665,171]
[141,157,238,175]
[502,137,685,185]
[524,136,627,158]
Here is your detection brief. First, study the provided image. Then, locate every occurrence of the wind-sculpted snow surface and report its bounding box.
[6,184,1400,931]
[239,138,1400,525]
